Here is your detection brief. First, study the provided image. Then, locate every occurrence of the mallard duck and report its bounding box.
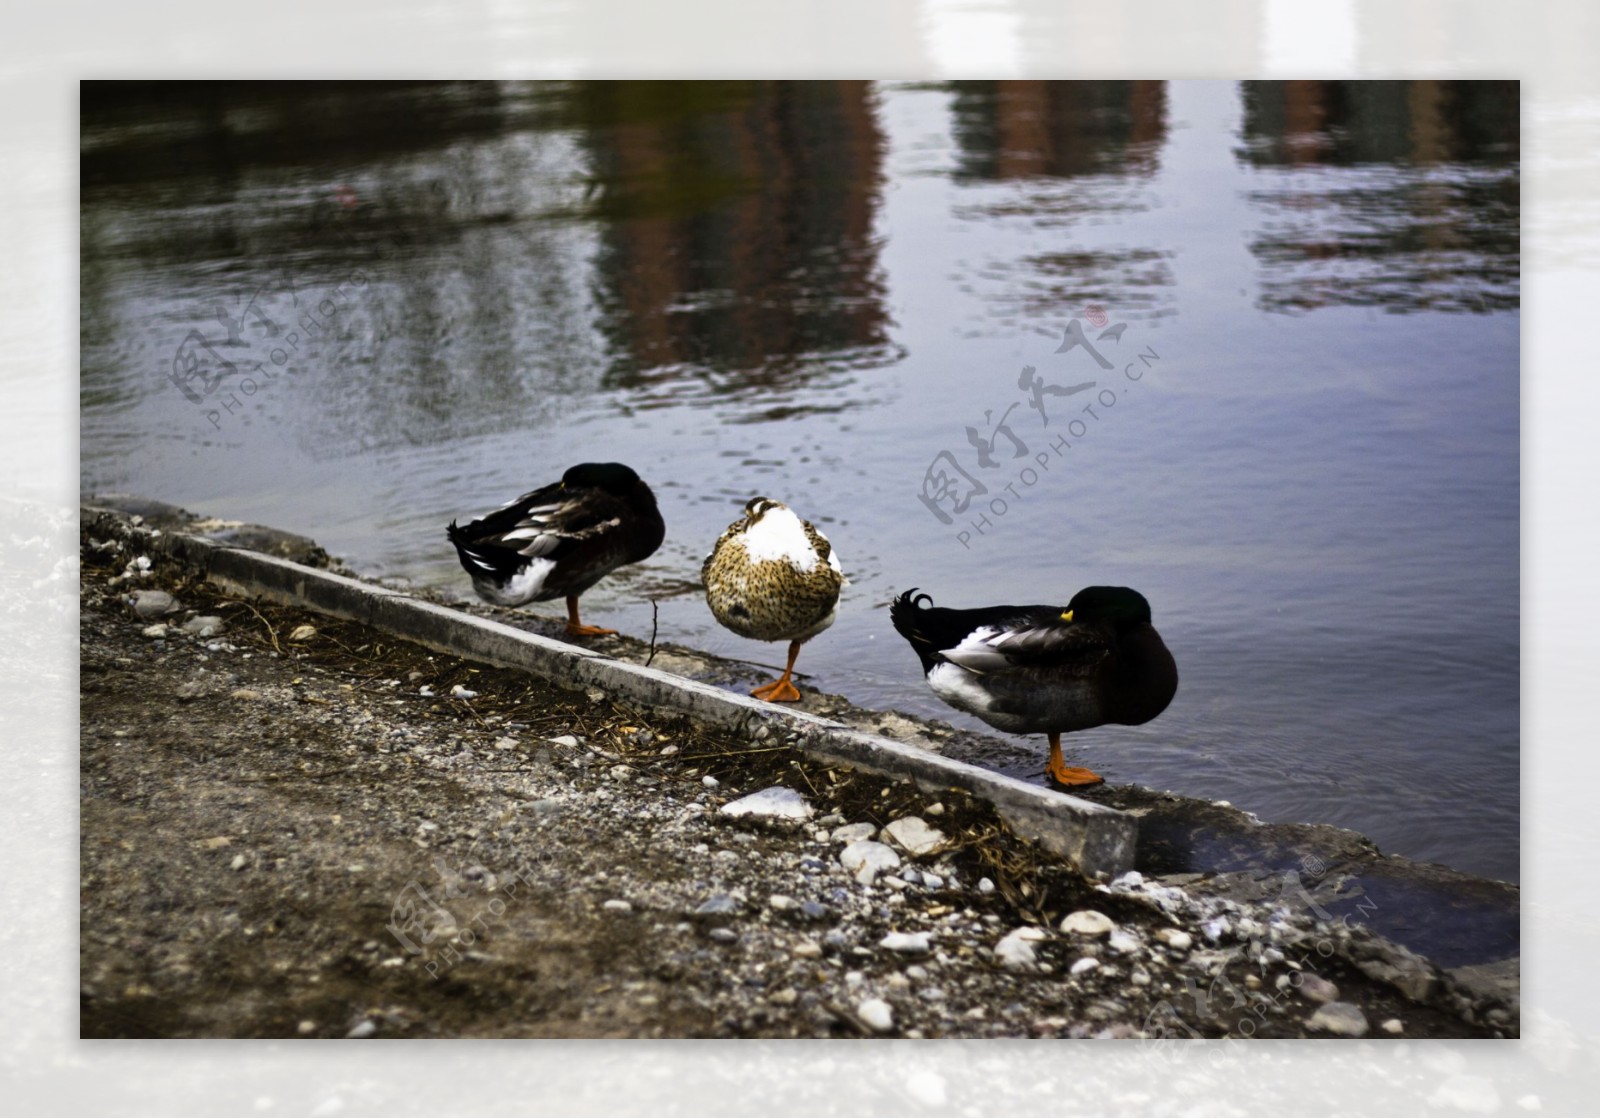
[703,497,846,702]
[889,585,1177,787]
[447,462,665,637]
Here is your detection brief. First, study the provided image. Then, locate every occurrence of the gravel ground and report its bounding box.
[79,517,1510,1040]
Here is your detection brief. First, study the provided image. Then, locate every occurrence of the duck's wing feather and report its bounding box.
[940,620,1112,675]
[465,484,630,560]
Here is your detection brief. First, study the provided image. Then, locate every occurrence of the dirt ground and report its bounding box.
[78,518,1511,1039]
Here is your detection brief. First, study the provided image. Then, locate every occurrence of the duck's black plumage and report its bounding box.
[447,462,664,636]
[889,585,1177,787]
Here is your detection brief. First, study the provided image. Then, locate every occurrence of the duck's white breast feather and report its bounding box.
[739,507,822,571]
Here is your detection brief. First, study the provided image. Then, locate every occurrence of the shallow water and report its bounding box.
[80,80,1520,882]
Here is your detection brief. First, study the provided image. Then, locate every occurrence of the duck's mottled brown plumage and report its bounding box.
[703,498,844,643]
[703,497,846,702]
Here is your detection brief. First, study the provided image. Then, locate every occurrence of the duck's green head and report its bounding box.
[562,462,643,495]
[1062,586,1153,629]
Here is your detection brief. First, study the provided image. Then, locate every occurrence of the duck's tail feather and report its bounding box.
[447,519,523,582]
[889,588,945,674]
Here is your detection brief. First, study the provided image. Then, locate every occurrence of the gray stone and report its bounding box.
[831,822,877,844]
[694,894,741,916]
[181,615,225,637]
[1298,973,1340,1003]
[1154,928,1192,951]
[719,786,814,821]
[1354,946,1437,1002]
[129,590,178,619]
[882,816,946,856]
[1059,909,1115,938]
[1107,929,1142,955]
[994,927,1047,973]
[1307,1001,1369,1037]
[839,840,900,885]
[857,998,894,1033]
[880,932,931,955]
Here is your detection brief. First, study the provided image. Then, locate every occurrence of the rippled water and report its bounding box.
[80,80,1520,882]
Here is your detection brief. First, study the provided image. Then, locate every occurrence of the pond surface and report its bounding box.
[81,80,1520,882]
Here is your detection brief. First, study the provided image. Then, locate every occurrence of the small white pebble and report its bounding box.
[977,877,995,894]
[1070,957,1099,977]
[602,899,632,913]
[1154,928,1192,951]
[702,775,719,788]
[857,998,894,1033]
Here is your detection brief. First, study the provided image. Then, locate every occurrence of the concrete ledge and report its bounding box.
[93,506,1136,877]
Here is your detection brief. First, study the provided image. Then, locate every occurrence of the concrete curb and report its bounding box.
[92,506,1137,877]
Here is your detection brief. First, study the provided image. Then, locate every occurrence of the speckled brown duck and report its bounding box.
[889,585,1177,787]
[703,497,846,702]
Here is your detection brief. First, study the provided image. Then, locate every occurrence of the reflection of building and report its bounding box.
[948,81,1168,180]
[941,81,1174,329]
[1238,80,1519,166]
[1238,81,1519,315]
[571,81,891,390]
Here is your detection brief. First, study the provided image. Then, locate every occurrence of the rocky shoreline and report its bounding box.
[79,500,1518,1039]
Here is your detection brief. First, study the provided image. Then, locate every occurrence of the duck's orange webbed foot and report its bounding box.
[565,622,617,637]
[1045,732,1104,788]
[1047,763,1105,788]
[750,677,802,703]
[751,641,805,702]
[563,596,616,638]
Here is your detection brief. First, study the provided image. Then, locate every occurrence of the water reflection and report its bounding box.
[939,80,1176,328]
[948,80,1167,181]
[1237,80,1520,314]
[564,81,896,412]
